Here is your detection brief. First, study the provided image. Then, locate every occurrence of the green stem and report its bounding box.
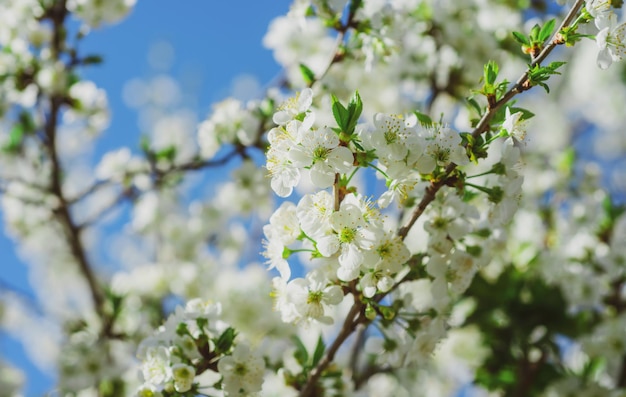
[465,182,492,195]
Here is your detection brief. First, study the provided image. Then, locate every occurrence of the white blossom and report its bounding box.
[316,199,378,281]
[171,363,196,393]
[595,13,626,69]
[501,107,527,143]
[289,126,354,188]
[218,344,266,396]
[410,126,469,174]
[272,88,314,125]
[285,271,344,324]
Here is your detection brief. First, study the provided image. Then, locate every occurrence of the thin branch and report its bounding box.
[40,0,110,331]
[300,302,367,397]
[349,323,367,374]
[304,1,358,88]
[76,187,135,230]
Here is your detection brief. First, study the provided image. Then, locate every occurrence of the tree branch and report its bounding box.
[41,0,110,332]
[397,0,585,240]
[299,302,367,397]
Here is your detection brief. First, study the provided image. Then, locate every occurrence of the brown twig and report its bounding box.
[300,302,367,397]
[40,0,111,333]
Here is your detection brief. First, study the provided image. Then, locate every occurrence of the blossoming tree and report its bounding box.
[2,0,626,396]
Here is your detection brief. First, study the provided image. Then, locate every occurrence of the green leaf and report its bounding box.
[466,97,482,116]
[484,61,499,85]
[155,146,177,162]
[539,19,556,42]
[466,245,483,257]
[529,24,541,40]
[331,94,350,131]
[546,61,567,71]
[512,31,529,45]
[292,336,309,367]
[299,63,316,86]
[4,124,24,152]
[414,110,433,127]
[582,357,607,381]
[176,322,190,337]
[347,90,363,117]
[345,90,363,135]
[312,335,325,367]
[214,327,236,354]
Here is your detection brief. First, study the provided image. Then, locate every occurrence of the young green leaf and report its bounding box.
[484,61,499,86]
[292,336,309,367]
[331,94,350,131]
[414,110,433,127]
[345,90,363,135]
[299,63,316,86]
[4,124,24,152]
[512,31,529,45]
[312,335,325,367]
[466,97,483,116]
[529,24,541,41]
[539,19,556,42]
[214,327,237,354]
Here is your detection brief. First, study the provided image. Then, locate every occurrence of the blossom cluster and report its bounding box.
[263,87,528,382]
[136,299,265,396]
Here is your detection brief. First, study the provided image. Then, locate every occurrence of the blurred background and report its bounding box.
[0,1,290,395]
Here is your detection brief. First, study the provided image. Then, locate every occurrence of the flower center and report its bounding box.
[339,227,357,243]
[312,146,329,163]
[234,362,248,376]
[377,242,392,258]
[307,290,323,305]
[384,129,399,144]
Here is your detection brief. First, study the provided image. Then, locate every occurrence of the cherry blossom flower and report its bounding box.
[411,126,469,174]
[296,190,335,238]
[364,113,420,162]
[285,270,344,324]
[501,107,527,143]
[289,126,354,188]
[585,0,612,19]
[316,201,378,281]
[140,346,171,388]
[272,88,314,125]
[218,344,266,396]
[171,363,196,393]
[361,232,410,295]
[595,14,626,69]
[135,384,163,397]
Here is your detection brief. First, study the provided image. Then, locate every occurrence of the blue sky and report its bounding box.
[0,1,291,395]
